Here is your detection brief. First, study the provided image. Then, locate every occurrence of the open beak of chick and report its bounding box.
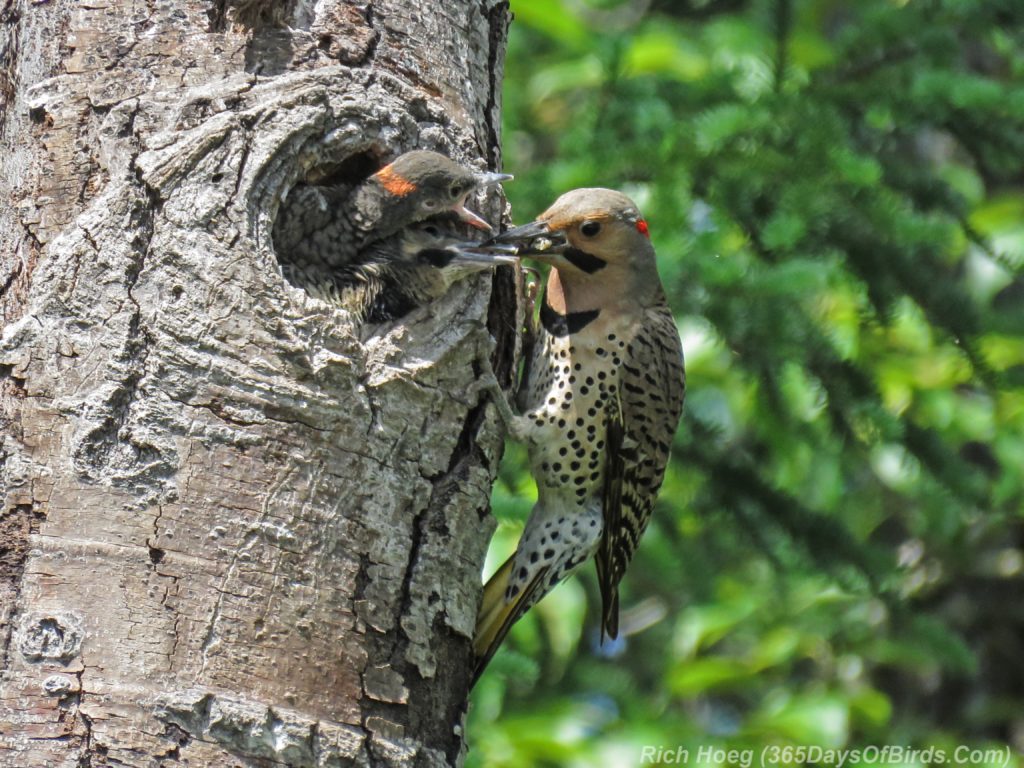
[453,171,515,232]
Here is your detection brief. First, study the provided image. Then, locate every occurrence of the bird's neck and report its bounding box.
[545,265,648,316]
[544,268,570,314]
[542,263,666,339]
[541,269,618,338]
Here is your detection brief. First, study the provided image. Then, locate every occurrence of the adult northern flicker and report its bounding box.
[313,219,517,322]
[272,150,512,317]
[473,188,686,681]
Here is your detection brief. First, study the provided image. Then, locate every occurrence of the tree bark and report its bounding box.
[0,1,513,765]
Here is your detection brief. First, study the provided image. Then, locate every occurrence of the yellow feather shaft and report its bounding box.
[473,555,516,659]
[472,555,552,685]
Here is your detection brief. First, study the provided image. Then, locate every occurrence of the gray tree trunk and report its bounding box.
[0,1,514,765]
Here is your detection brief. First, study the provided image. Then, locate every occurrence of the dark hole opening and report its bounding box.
[303,150,380,187]
[271,149,384,306]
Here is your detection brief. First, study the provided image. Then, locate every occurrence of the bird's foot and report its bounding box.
[472,370,524,436]
[463,328,529,441]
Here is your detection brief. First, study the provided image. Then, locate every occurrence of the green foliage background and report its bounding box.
[468,0,1024,765]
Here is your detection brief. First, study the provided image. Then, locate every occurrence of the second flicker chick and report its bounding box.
[273,150,513,319]
[313,219,518,323]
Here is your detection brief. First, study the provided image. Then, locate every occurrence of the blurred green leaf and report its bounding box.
[625,31,709,81]
[670,656,753,695]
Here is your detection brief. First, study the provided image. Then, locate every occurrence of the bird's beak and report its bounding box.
[474,171,515,188]
[415,242,519,270]
[453,202,495,232]
[449,243,519,268]
[486,220,568,258]
[454,172,513,232]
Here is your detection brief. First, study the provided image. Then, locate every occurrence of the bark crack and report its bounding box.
[359,3,381,67]
[0,256,21,300]
[0,0,21,139]
[148,504,166,564]
[0,498,47,669]
[481,0,509,168]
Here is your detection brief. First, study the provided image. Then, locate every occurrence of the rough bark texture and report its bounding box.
[0,1,513,766]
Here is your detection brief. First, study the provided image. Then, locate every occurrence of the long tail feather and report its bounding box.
[472,555,549,686]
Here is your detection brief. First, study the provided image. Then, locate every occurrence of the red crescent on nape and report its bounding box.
[374,165,418,197]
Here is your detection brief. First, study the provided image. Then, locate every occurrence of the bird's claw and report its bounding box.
[473,371,520,431]
[462,328,527,438]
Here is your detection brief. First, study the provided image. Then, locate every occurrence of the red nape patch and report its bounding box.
[636,219,650,238]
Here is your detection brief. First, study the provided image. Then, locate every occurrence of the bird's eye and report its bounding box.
[449,184,465,199]
[580,220,601,237]
[422,199,439,210]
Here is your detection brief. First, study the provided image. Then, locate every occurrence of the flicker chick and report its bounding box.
[313,220,517,322]
[273,150,512,319]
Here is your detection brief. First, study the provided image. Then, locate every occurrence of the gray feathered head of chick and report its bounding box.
[366,150,512,232]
